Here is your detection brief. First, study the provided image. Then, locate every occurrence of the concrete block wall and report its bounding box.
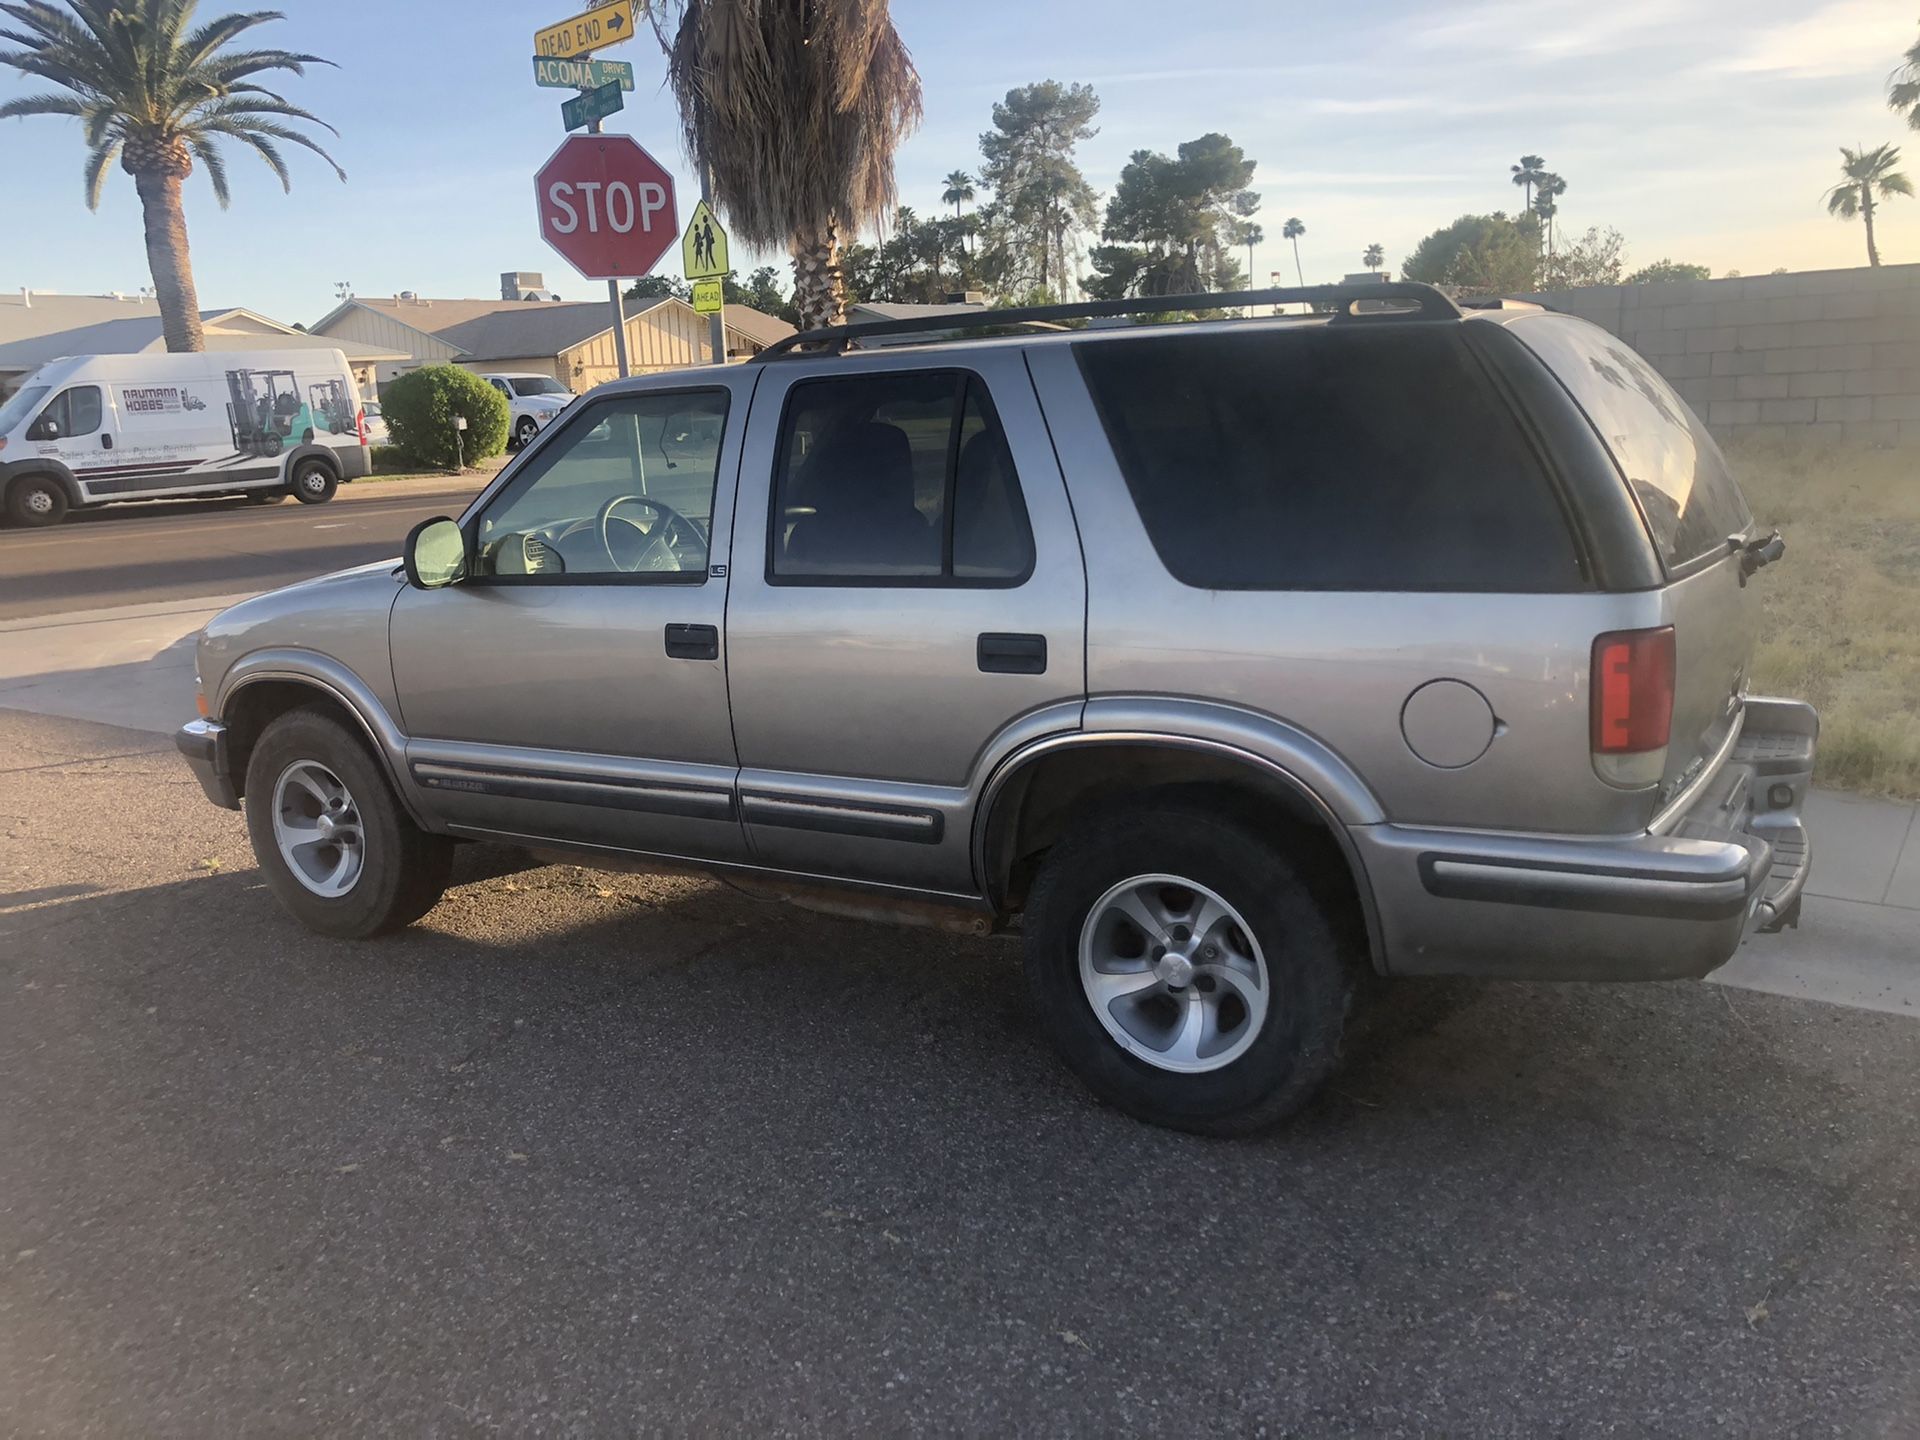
[1520,264,1920,445]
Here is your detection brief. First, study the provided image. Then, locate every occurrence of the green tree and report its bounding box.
[1401,212,1542,295]
[381,366,509,471]
[733,264,796,321]
[0,0,344,353]
[1362,242,1384,275]
[625,274,692,302]
[1625,258,1710,284]
[1825,143,1912,267]
[1282,216,1305,286]
[1540,225,1626,289]
[1085,132,1260,299]
[1532,172,1567,257]
[978,80,1101,295]
[1510,154,1546,212]
[941,168,975,221]
[659,0,922,329]
[1890,28,1920,130]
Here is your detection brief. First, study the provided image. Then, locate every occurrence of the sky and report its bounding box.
[2,0,1916,323]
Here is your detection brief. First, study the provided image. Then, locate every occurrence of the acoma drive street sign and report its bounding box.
[532,56,635,91]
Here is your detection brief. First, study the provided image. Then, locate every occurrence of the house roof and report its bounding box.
[0,292,405,374]
[318,293,796,360]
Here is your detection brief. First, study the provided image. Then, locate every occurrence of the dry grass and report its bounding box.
[1728,437,1920,798]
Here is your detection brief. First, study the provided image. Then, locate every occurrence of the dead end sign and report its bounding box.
[534,134,679,281]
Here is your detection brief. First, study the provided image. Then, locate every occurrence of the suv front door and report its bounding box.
[724,350,1087,894]
[390,378,753,862]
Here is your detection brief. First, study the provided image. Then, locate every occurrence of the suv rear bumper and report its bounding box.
[1354,697,1817,981]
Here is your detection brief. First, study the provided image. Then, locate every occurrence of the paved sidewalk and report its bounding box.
[1,592,1913,1016]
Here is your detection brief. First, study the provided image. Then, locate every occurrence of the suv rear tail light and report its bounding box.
[1591,626,1674,788]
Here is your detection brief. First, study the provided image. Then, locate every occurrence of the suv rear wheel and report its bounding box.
[6,474,69,527]
[1024,801,1352,1135]
[243,706,453,938]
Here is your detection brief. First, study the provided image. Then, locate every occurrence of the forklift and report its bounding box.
[225,367,303,456]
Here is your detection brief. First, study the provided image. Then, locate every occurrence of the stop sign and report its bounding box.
[534,134,679,281]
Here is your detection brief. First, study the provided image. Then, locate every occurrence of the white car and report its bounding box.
[481,372,574,448]
[360,400,390,447]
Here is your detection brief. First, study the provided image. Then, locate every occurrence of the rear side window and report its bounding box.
[1076,327,1585,591]
[1510,314,1751,570]
[770,370,1034,584]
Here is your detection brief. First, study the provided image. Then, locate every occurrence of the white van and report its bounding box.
[0,348,372,526]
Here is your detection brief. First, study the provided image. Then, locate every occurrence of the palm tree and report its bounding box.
[1826,143,1913,267]
[0,0,344,353]
[1510,154,1546,212]
[1240,220,1264,298]
[1533,172,1567,257]
[1363,242,1384,275]
[660,0,922,330]
[1282,216,1305,285]
[941,168,974,221]
[1890,30,1920,131]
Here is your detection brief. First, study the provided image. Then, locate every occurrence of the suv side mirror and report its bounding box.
[404,516,468,589]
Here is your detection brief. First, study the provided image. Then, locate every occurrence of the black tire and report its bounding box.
[290,458,338,505]
[514,417,539,448]
[6,474,70,527]
[243,706,454,939]
[1024,799,1354,1136]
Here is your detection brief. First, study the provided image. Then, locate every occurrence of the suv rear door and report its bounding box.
[1506,313,1758,801]
[723,348,1087,894]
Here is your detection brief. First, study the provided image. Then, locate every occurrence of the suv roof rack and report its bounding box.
[753,282,1463,360]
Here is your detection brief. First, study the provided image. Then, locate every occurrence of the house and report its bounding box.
[309,272,796,389]
[0,290,408,398]
[842,297,991,345]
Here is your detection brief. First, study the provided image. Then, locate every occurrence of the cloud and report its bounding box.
[1716,0,1913,77]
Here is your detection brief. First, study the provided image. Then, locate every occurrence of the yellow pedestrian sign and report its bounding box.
[682,200,729,280]
[535,0,637,60]
[691,278,724,315]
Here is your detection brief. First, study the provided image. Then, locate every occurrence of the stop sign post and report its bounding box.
[534,133,679,377]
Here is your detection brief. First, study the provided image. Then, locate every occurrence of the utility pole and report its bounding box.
[587,113,633,379]
[701,164,725,366]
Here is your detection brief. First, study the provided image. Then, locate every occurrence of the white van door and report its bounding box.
[26,382,112,470]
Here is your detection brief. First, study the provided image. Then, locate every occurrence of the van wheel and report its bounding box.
[515,417,539,448]
[5,475,69,527]
[1024,800,1353,1136]
[290,459,338,505]
[243,706,454,938]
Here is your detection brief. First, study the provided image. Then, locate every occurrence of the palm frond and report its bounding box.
[82,134,118,207]
[0,88,81,116]
[196,92,337,135]
[188,132,230,206]
[204,120,288,188]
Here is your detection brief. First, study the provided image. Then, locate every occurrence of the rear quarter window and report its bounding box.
[1508,313,1752,571]
[1075,325,1586,592]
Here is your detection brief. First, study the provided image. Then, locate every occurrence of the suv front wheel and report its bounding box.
[244,707,453,938]
[1024,801,1353,1135]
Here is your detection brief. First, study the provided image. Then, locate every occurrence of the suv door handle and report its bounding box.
[664,623,719,660]
[977,632,1047,675]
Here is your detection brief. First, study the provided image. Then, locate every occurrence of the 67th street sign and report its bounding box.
[534,134,679,281]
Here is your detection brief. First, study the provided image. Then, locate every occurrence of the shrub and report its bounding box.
[380,365,509,469]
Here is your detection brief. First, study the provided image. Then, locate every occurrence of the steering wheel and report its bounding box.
[595,494,705,574]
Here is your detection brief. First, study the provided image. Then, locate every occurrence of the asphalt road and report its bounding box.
[3,707,1916,1436]
[0,476,487,620]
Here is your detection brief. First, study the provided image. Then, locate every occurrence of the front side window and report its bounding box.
[0,384,50,436]
[1511,313,1752,570]
[770,371,1033,583]
[26,385,102,441]
[1077,327,1585,592]
[474,390,728,580]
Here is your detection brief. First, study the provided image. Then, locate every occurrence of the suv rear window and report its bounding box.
[1509,313,1752,570]
[1076,327,1585,592]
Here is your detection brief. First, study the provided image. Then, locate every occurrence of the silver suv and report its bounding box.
[177,285,1815,1135]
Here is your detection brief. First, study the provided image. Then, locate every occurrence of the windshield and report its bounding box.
[0,385,51,435]
[510,377,571,397]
